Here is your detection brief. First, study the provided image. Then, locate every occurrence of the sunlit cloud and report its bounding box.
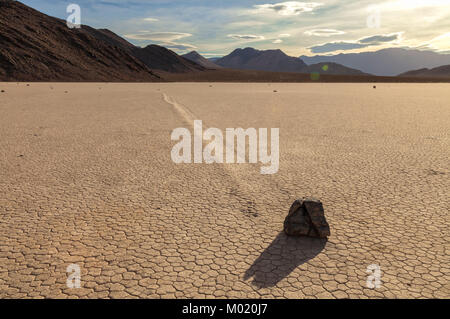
[143,17,159,22]
[163,42,197,51]
[305,29,346,37]
[273,39,283,43]
[418,32,450,52]
[124,32,192,42]
[380,0,450,11]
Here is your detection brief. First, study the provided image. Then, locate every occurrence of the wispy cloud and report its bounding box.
[254,1,323,16]
[163,43,197,51]
[309,32,403,53]
[305,29,346,37]
[359,33,403,45]
[143,17,158,22]
[124,31,196,52]
[309,42,367,53]
[227,34,266,41]
[124,32,192,42]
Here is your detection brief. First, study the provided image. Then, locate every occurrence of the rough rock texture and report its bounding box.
[284,198,331,238]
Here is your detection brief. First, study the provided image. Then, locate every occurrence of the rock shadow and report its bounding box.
[244,232,327,288]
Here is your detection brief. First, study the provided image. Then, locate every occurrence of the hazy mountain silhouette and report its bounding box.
[399,65,450,78]
[302,62,368,76]
[301,48,450,76]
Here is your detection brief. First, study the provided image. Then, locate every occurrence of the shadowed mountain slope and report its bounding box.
[0,0,160,81]
[182,51,221,69]
[131,45,205,73]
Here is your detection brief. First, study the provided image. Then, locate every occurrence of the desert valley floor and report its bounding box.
[0,83,448,298]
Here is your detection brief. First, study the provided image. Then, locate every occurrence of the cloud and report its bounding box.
[124,32,196,52]
[162,42,197,51]
[279,33,291,38]
[227,34,265,41]
[273,39,283,43]
[415,32,450,52]
[254,1,323,16]
[304,29,346,37]
[227,21,267,28]
[310,42,368,53]
[380,0,450,11]
[124,32,192,42]
[142,17,159,22]
[309,33,404,53]
[359,33,402,44]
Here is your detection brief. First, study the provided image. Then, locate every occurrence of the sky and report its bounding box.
[22,0,450,57]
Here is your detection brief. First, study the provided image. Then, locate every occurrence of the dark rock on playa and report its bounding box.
[284,198,330,238]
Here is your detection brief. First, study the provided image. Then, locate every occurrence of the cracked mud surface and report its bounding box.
[0,83,448,298]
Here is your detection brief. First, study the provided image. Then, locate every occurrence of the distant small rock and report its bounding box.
[373,85,376,89]
[1,90,5,93]
[284,198,330,238]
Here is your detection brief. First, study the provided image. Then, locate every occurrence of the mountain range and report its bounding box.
[300,48,450,76]
[211,48,367,75]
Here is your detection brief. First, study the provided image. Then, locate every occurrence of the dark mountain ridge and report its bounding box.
[216,48,307,72]
[216,48,367,75]
[0,0,161,81]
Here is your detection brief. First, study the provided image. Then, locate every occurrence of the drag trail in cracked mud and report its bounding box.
[0,82,448,298]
